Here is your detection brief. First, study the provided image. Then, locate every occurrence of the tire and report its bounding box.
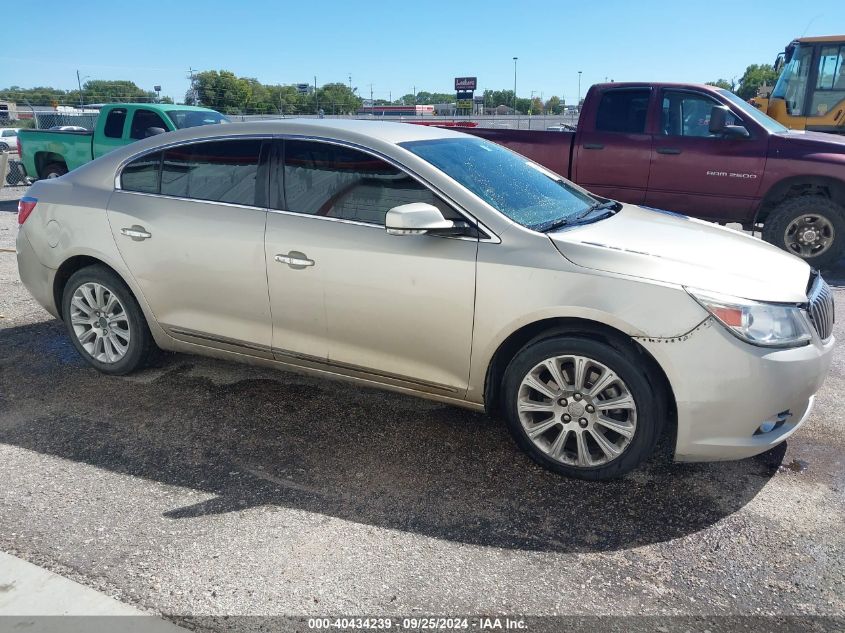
[0,142,8,152]
[61,265,155,375]
[502,336,663,480]
[762,196,845,269]
[42,162,68,179]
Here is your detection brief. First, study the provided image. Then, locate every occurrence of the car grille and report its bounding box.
[807,274,835,341]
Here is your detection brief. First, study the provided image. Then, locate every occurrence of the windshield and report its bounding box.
[717,89,788,134]
[400,137,597,230]
[771,43,813,116]
[166,110,230,129]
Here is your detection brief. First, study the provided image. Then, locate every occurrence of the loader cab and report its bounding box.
[767,36,845,134]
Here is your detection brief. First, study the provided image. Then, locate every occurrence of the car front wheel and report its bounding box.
[502,336,663,480]
[62,266,155,375]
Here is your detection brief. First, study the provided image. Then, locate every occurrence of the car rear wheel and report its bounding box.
[42,162,68,179]
[762,196,845,269]
[502,336,662,480]
[0,142,8,151]
[62,266,155,375]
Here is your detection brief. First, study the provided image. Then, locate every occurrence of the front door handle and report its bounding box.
[275,251,315,269]
[120,226,152,241]
[656,147,682,155]
[583,143,604,150]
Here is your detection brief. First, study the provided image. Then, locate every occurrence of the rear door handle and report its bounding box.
[656,147,682,155]
[583,143,604,150]
[120,226,151,240]
[275,251,315,269]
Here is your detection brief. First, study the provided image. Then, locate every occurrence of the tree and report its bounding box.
[735,64,778,100]
[545,95,563,114]
[706,79,734,91]
[530,96,544,114]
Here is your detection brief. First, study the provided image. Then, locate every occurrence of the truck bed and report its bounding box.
[445,127,575,180]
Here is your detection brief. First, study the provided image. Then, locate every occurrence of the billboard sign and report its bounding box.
[296,83,311,94]
[454,77,477,91]
[456,99,473,109]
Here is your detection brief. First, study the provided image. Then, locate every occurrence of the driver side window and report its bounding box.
[661,91,737,137]
[130,109,168,140]
[278,140,458,225]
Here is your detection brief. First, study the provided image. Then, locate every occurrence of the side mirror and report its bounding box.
[708,106,750,139]
[385,203,455,236]
[145,127,166,138]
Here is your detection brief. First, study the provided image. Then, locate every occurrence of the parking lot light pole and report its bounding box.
[578,70,582,108]
[513,57,518,113]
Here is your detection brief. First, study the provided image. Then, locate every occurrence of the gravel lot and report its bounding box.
[1,186,844,632]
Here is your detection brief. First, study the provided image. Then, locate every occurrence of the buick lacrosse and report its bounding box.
[16,120,835,479]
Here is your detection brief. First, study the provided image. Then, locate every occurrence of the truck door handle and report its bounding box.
[656,147,682,155]
[275,252,315,269]
[583,143,604,150]
[120,226,151,240]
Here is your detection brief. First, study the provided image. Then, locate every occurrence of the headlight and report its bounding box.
[686,288,812,348]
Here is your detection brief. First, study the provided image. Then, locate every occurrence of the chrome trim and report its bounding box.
[272,347,459,394]
[167,326,272,354]
[168,324,459,394]
[113,189,267,213]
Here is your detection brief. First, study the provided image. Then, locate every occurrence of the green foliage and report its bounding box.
[706,79,734,91]
[530,97,544,114]
[1,81,158,106]
[545,95,563,114]
[735,64,778,100]
[188,70,362,114]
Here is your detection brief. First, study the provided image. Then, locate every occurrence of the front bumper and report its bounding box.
[639,317,834,462]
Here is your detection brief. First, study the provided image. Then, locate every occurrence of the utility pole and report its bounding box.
[76,70,84,107]
[314,75,318,113]
[513,57,518,112]
[187,67,199,105]
[349,74,352,91]
[369,84,374,101]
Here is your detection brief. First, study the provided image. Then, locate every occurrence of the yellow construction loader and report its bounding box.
[752,35,845,134]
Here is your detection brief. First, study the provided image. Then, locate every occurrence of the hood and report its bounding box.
[770,130,845,163]
[549,205,811,303]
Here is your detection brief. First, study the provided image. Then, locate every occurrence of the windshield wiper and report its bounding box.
[575,200,620,220]
[532,216,572,233]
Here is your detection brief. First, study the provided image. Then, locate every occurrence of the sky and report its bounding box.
[2,0,843,104]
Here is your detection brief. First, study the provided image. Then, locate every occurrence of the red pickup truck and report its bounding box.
[459,83,845,268]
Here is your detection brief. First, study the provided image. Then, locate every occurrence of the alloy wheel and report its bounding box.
[784,213,835,258]
[69,282,131,363]
[517,354,637,468]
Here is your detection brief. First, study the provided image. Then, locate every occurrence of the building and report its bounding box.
[357,104,434,117]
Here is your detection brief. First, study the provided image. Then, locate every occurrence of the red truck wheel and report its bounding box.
[763,196,845,269]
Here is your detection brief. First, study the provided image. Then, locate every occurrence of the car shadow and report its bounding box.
[0,320,790,554]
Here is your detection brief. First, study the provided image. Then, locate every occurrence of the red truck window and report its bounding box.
[595,89,650,134]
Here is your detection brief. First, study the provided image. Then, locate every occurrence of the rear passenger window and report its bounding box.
[280,140,456,224]
[121,152,161,193]
[103,109,127,138]
[595,89,651,134]
[161,139,262,206]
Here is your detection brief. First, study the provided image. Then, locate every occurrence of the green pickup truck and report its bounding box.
[18,103,228,179]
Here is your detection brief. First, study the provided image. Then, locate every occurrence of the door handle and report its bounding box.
[583,143,604,150]
[656,147,682,155]
[120,226,152,241]
[275,252,315,269]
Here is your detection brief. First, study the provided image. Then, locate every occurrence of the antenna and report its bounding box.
[800,14,822,36]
